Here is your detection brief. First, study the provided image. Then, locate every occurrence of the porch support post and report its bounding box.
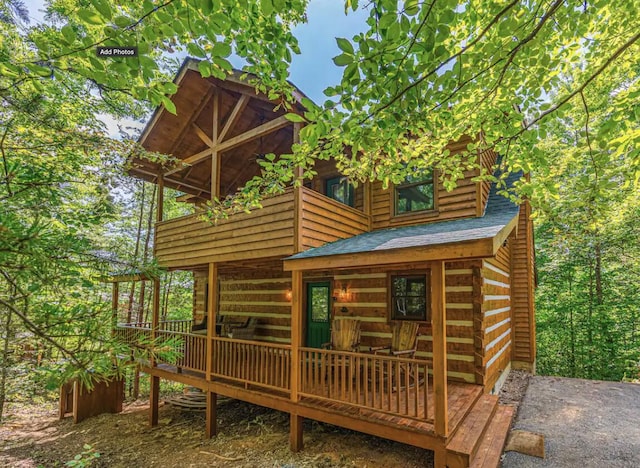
[111,281,119,334]
[289,413,304,452]
[206,262,218,438]
[289,270,304,451]
[211,92,220,201]
[292,122,303,253]
[290,270,302,402]
[149,375,159,426]
[432,260,448,438]
[149,176,163,427]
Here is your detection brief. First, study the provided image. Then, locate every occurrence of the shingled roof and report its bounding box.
[285,168,521,265]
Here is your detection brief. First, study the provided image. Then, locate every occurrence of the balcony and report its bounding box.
[154,186,370,268]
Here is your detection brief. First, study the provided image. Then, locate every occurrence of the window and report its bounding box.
[390,273,429,321]
[394,171,435,214]
[326,176,354,207]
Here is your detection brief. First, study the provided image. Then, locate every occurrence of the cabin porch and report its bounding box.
[114,322,512,467]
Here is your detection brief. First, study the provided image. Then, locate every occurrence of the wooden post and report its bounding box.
[289,413,304,452]
[205,262,218,438]
[156,174,164,225]
[289,270,304,450]
[149,375,159,426]
[363,180,372,231]
[432,260,448,438]
[292,122,303,252]
[211,92,220,201]
[111,281,119,334]
[290,270,303,402]
[206,391,217,438]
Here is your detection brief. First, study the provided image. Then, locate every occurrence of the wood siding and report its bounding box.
[155,189,296,268]
[307,261,477,383]
[478,146,498,215]
[193,270,207,322]
[300,187,370,250]
[510,202,536,364]
[479,243,512,391]
[370,139,481,230]
[218,273,292,344]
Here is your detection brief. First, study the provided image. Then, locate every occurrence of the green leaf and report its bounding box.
[187,43,206,58]
[198,60,212,78]
[404,0,419,16]
[333,53,354,66]
[161,96,177,115]
[113,15,131,28]
[261,0,274,16]
[91,0,112,20]
[284,113,306,123]
[61,25,76,43]
[78,8,104,25]
[336,38,354,55]
[211,42,232,57]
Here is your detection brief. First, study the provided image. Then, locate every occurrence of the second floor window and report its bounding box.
[394,171,435,214]
[326,176,354,207]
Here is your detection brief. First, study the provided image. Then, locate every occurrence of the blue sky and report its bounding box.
[23,0,369,104]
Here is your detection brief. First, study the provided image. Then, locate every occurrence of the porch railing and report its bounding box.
[299,348,432,423]
[156,330,207,373]
[212,337,291,394]
[113,323,206,373]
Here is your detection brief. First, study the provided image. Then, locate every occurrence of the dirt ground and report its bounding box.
[0,372,529,468]
[502,376,640,467]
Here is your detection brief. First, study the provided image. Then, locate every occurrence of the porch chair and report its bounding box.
[369,321,422,390]
[370,321,420,357]
[226,317,258,340]
[322,318,361,352]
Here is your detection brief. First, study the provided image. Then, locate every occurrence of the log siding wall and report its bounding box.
[154,189,296,268]
[310,261,478,383]
[479,243,512,391]
[510,202,536,365]
[218,274,292,344]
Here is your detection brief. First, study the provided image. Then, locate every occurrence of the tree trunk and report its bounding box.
[133,184,156,399]
[0,306,12,421]
[127,182,146,323]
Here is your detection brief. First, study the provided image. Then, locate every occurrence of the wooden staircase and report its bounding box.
[446,394,514,468]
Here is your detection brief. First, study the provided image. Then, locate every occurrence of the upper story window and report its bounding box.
[390,273,429,321]
[326,176,354,207]
[394,171,435,215]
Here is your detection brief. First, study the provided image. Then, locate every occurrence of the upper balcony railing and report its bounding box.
[154,186,370,268]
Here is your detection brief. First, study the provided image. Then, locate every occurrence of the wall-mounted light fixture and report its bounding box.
[285,288,292,301]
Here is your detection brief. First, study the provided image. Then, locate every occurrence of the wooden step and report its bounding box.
[446,394,499,468]
[470,405,515,468]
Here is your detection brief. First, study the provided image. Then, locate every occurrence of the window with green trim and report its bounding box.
[394,171,435,214]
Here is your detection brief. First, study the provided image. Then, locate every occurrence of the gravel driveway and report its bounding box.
[502,376,640,467]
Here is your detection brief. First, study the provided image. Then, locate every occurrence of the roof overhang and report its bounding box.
[283,213,518,272]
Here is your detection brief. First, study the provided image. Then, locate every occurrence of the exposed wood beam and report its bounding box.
[212,92,220,200]
[131,168,212,195]
[217,115,289,154]
[164,148,212,176]
[169,88,215,154]
[193,123,214,147]
[218,94,249,143]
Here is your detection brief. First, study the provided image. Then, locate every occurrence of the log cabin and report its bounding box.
[113,58,536,468]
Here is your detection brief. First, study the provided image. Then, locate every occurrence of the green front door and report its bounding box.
[306,282,331,348]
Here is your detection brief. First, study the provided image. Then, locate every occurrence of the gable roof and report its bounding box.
[284,169,521,271]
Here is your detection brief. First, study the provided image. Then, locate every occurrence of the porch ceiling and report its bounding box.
[128,58,308,199]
